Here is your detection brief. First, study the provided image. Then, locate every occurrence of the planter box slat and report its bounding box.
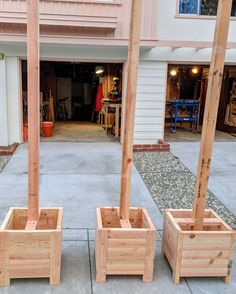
[107,247,146,255]
[182,250,230,259]
[180,259,229,267]
[182,235,231,250]
[96,207,156,282]
[180,268,228,276]
[106,270,143,275]
[9,259,50,278]
[107,260,145,270]
[108,238,147,248]
[107,230,147,239]
[162,209,235,284]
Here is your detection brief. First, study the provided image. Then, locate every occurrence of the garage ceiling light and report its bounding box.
[170,69,177,76]
[96,66,104,74]
[192,67,198,74]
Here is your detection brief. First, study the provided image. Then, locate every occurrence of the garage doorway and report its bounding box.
[164,64,236,142]
[21,60,123,142]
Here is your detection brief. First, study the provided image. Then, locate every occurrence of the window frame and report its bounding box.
[176,0,236,19]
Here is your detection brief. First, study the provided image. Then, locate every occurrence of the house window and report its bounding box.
[179,0,236,16]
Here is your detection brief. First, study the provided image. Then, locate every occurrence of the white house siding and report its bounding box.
[5,57,22,145]
[0,58,8,146]
[158,0,236,43]
[134,61,167,144]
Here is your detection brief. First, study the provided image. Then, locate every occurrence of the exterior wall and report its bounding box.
[5,57,22,145]
[0,44,169,146]
[120,60,128,144]
[141,47,236,64]
[0,0,157,46]
[0,58,8,146]
[2,41,236,146]
[134,61,167,144]
[158,0,236,42]
[2,0,236,145]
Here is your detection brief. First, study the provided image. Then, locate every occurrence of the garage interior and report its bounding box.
[165,64,236,142]
[21,60,123,142]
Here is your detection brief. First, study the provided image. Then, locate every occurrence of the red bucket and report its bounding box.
[23,123,28,141]
[42,121,53,137]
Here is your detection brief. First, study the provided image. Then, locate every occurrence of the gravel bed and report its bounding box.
[134,151,236,229]
[0,156,10,173]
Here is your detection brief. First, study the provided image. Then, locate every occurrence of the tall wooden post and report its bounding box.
[120,0,142,221]
[26,0,40,228]
[193,0,232,230]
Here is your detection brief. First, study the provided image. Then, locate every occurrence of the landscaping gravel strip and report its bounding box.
[133,151,236,229]
[0,156,10,173]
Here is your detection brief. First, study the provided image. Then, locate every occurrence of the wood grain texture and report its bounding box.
[193,0,233,229]
[96,229,108,283]
[0,232,10,286]
[27,0,40,224]
[50,231,62,285]
[0,208,63,287]
[120,0,142,220]
[162,209,235,285]
[96,207,156,282]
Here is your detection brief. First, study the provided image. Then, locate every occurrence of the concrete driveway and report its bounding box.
[0,142,162,230]
[0,142,235,294]
[171,142,236,216]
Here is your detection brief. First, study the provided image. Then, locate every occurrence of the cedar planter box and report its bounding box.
[162,209,235,284]
[96,207,156,282]
[0,207,63,287]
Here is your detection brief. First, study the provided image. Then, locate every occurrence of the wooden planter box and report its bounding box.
[96,207,156,283]
[0,207,63,287]
[162,209,235,284]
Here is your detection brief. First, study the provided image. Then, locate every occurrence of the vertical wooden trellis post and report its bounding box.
[26,0,40,229]
[193,0,232,230]
[96,0,156,282]
[162,1,235,284]
[119,0,142,221]
[0,0,63,286]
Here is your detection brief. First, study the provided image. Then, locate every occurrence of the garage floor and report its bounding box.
[41,121,117,142]
[165,127,236,142]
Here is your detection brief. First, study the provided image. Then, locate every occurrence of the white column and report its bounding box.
[6,57,22,144]
[120,60,128,144]
[134,61,168,144]
[0,58,9,146]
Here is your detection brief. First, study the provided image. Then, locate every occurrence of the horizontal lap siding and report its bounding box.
[134,61,167,144]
